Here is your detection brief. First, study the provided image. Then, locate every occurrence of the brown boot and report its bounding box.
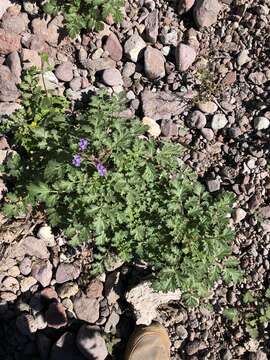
[125,323,170,360]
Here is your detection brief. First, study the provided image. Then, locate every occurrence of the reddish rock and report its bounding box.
[21,49,42,69]
[175,43,196,71]
[145,10,159,44]
[55,62,74,82]
[0,29,21,55]
[0,65,20,101]
[1,10,29,34]
[40,287,58,301]
[193,0,221,28]
[74,293,100,323]
[6,51,21,83]
[144,46,165,80]
[45,302,67,329]
[31,260,53,287]
[86,279,104,299]
[104,33,123,61]
[102,68,123,86]
[55,263,81,284]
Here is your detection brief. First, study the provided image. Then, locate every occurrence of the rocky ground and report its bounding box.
[0,0,270,359]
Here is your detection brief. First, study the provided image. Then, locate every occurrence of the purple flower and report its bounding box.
[95,161,107,177]
[79,138,88,151]
[72,154,81,167]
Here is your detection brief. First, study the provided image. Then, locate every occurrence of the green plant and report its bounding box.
[0,69,241,306]
[223,308,239,323]
[43,0,125,37]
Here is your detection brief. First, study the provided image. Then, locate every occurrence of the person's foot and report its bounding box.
[125,323,170,360]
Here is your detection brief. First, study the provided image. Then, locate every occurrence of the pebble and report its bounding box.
[102,68,123,86]
[76,324,108,360]
[188,110,207,129]
[254,117,270,130]
[237,49,251,67]
[19,257,32,276]
[207,178,220,192]
[197,101,218,114]
[6,51,21,83]
[20,276,37,293]
[55,263,81,284]
[144,46,165,80]
[55,62,74,82]
[233,208,247,224]
[201,128,214,141]
[74,293,100,323]
[103,33,123,61]
[2,276,20,293]
[86,279,104,299]
[142,117,161,138]
[193,0,221,27]
[124,32,146,62]
[176,43,196,71]
[176,325,188,339]
[31,260,53,287]
[211,113,228,131]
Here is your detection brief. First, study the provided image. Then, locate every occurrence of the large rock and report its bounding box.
[0,29,21,55]
[124,33,146,62]
[176,43,196,71]
[141,90,187,121]
[193,0,221,27]
[145,10,159,44]
[178,0,195,14]
[102,68,123,86]
[126,281,181,325]
[50,333,85,360]
[103,33,123,61]
[9,236,50,260]
[31,260,53,287]
[55,263,81,284]
[77,325,108,360]
[32,16,63,46]
[0,102,21,115]
[6,51,21,83]
[144,47,165,80]
[0,65,20,101]
[55,62,74,82]
[1,9,29,34]
[73,293,100,323]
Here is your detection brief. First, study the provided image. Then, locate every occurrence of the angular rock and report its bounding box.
[58,282,79,299]
[11,236,49,260]
[0,102,21,115]
[102,68,123,86]
[40,287,58,301]
[76,325,108,360]
[144,46,165,80]
[46,302,68,329]
[0,291,17,301]
[32,17,62,46]
[211,113,228,131]
[20,276,37,293]
[0,65,20,101]
[32,260,53,287]
[206,178,220,192]
[193,0,221,27]
[186,340,207,355]
[0,0,12,19]
[124,33,146,62]
[126,281,181,325]
[1,10,29,34]
[50,332,86,360]
[237,50,250,67]
[104,33,123,61]
[21,49,42,69]
[248,72,267,85]
[82,58,116,73]
[141,90,186,121]
[233,208,247,224]
[188,110,207,129]
[178,0,196,14]
[55,263,81,284]
[176,43,196,71]
[55,62,74,82]
[254,117,270,131]
[37,225,55,247]
[19,257,32,276]
[145,10,159,44]
[142,117,161,138]
[86,279,104,299]
[0,29,21,55]
[39,71,59,90]
[74,293,100,323]
[258,206,270,219]
[6,51,21,83]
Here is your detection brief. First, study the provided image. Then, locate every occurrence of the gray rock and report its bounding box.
[74,293,100,323]
[0,65,20,102]
[233,208,247,223]
[207,178,220,192]
[0,0,11,19]
[1,11,29,34]
[6,51,21,83]
[176,325,188,339]
[0,28,21,55]
[31,260,53,287]
[197,101,217,114]
[193,0,221,27]
[102,68,123,86]
[50,332,85,360]
[237,49,250,67]
[141,90,186,121]
[83,58,116,73]
[104,33,123,61]
[188,110,207,129]
[254,117,270,130]
[10,236,50,260]
[176,43,196,71]
[55,263,81,284]
[76,325,108,360]
[122,62,136,78]
[186,340,207,355]
[145,10,159,43]
[248,72,267,85]
[211,113,228,131]
[19,257,32,276]
[0,102,21,115]
[124,33,146,62]
[144,46,165,80]
[178,0,195,14]
[55,62,74,82]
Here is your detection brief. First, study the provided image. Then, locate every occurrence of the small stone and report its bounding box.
[83,58,116,73]
[145,10,159,44]
[21,49,42,69]
[55,263,81,284]
[76,324,108,360]
[144,46,165,80]
[193,0,221,27]
[237,50,250,67]
[104,33,123,61]
[69,77,82,91]
[143,117,161,138]
[23,1,39,15]
[45,302,68,329]
[58,282,79,299]
[176,43,196,71]
[197,101,218,114]
[55,62,74,82]
[19,257,32,276]
[258,206,270,219]
[124,33,146,62]
[31,260,53,287]
[16,314,38,335]
[1,276,20,293]
[40,287,58,301]
[186,340,207,355]
[37,225,55,247]
[233,208,247,224]
[74,293,100,323]
[211,113,228,131]
[6,51,21,83]
[0,28,21,55]
[123,62,136,78]
[0,292,17,301]
[188,110,207,129]
[0,65,20,102]
[1,11,29,34]
[102,68,123,86]
[254,117,270,131]
[176,325,188,339]
[7,265,20,277]
[104,311,120,333]
[86,279,104,299]
[249,72,267,85]
[178,0,195,14]
[20,276,37,293]
[206,179,220,192]
[39,71,59,90]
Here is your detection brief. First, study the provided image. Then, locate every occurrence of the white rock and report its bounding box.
[237,50,250,67]
[0,0,11,20]
[126,281,181,325]
[211,113,228,131]
[20,276,37,292]
[37,225,56,247]
[233,208,246,224]
[124,33,146,62]
[254,117,270,131]
[39,71,59,90]
[197,101,218,114]
[142,117,161,138]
